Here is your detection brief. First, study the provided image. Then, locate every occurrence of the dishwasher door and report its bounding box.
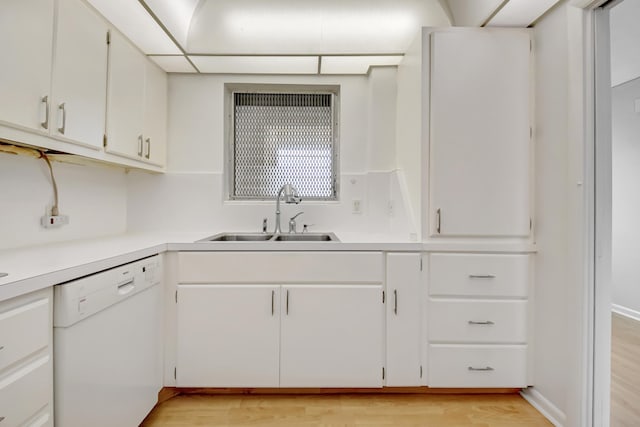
[54,277,162,427]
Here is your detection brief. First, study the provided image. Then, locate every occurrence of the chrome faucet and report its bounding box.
[288,212,304,233]
[272,184,301,238]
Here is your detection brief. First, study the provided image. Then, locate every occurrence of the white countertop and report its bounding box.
[0,230,535,302]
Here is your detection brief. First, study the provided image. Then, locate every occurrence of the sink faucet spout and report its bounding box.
[273,184,301,237]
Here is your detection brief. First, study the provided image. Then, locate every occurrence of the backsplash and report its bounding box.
[0,152,127,250]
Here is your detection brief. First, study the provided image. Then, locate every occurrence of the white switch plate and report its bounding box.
[352,199,362,214]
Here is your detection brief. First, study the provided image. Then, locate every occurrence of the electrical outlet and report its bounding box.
[352,199,362,214]
[41,215,69,228]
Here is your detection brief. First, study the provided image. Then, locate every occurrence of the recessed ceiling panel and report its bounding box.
[187,0,450,54]
[87,0,181,54]
[189,56,319,74]
[487,0,562,27]
[143,0,200,49]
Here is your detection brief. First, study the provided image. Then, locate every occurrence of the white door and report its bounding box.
[0,0,53,132]
[106,30,145,160]
[429,30,531,237]
[280,285,384,387]
[176,285,280,387]
[386,253,423,386]
[51,0,108,149]
[142,61,168,166]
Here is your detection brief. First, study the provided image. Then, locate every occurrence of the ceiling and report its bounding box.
[610,0,640,87]
[86,0,562,75]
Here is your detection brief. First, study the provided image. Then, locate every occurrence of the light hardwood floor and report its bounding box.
[141,393,552,426]
[611,313,640,427]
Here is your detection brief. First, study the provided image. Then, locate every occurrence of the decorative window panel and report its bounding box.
[230,92,338,200]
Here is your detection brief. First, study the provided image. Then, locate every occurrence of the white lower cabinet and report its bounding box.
[176,252,385,388]
[385,253,423,386]
[427,253,531,388]
[0,288,53,427]
[177,285,280,387]
[280,285,383,387]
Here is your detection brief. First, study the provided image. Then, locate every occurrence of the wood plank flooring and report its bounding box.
[141,393,552,426]
[611,313,640,427]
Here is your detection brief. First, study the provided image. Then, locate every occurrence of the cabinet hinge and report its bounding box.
[174,367,177,380]
[382,291,385,304]
[175,290,178,303]
[103,134,107,147]
[382,367,385,380]
[106,30,111,45]
[420,258,423,271]
[420,365,423,378]
[530,218,533,231]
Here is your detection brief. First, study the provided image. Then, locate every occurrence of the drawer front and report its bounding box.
[428,345,527,388]
[179,252,383,284]
[0,356,51,426]
[429,253,529,297]
[429,300,527,343]
[0,298,49,372]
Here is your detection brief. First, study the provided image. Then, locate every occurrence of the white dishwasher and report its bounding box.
[53,255,163,427]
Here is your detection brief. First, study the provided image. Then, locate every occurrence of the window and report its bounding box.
[229,90,338,200]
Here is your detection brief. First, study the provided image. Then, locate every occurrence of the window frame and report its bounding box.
[225,83,340,201]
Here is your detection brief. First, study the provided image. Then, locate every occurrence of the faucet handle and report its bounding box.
[302,223,314,233]
[290,211,304,221]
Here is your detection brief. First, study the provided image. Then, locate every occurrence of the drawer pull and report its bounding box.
[271,290,275,316]
[468,366,494,372]
[469,274,496,279]
[394,290,398,315]
[468,320,495,326]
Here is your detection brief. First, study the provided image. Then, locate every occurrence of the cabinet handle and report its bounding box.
[468,320,495,325]
[469,274,496,279]
[436,208,441,234]
[271,290,275,316]
[137,135,143,156]
[286,290,289,315]
[57,102,66,134]
[41,95,49,129]
[145,137,151,159]
[393,289,398,315]
[468,366,494,372]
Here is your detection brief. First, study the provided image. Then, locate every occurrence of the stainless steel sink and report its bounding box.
[274,233,338,242]
[198,232,339,242]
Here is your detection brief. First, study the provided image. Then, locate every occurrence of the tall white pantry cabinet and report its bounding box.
[422,28,534,388]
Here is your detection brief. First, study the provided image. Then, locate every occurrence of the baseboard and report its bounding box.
[520,387,566,427]
[612,304,640,322]
[159,386,521,396]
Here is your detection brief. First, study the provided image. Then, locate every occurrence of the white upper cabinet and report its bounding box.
[429,30,531,237]
[51,0,108,149]
[106,30,147,160]
[106,30,167,167]
[0,0,54,133]
[142,61,168,166]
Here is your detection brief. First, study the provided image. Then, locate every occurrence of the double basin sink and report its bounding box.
[199,232,339,242]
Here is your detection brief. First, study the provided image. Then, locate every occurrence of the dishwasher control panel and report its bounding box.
[53,255,162,327]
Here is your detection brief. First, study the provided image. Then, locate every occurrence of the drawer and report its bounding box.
[0,356,51,426]
[0,298,49,372]
[429,300,527,343]
[429,253,529,297]
[428,345,527,388]
[179,252,383,283]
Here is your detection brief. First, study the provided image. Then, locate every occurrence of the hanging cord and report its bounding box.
[39,151,59,216]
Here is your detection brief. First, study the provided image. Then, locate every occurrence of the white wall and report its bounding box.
[529,1,572,423]
[127,71,414,236]
[610,0,640,87]
[611,77,640,317]
[0,152,127,250]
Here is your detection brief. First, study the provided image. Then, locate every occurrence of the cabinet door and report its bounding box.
[106,30,146,160]
[176,285,280,387]
[429,30,531,237]
[280,285,384,387]
[0,0,53,132]
[386,253,422,386]
[142,61,167,166]
[51,0,108,149]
